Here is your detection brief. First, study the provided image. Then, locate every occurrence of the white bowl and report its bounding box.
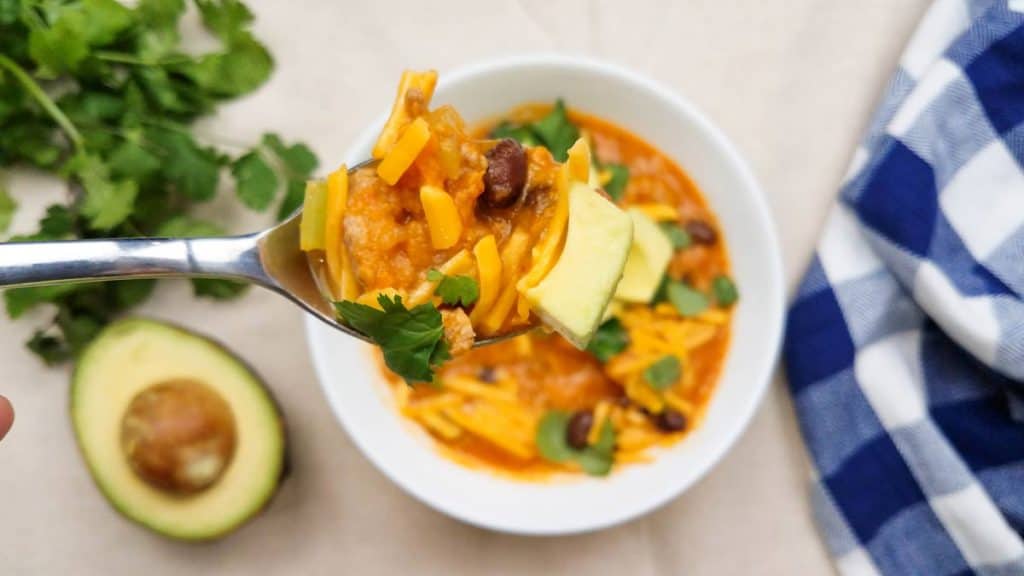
[305,54,785,535]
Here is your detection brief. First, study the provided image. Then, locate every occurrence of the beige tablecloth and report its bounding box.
[0,1,931,573]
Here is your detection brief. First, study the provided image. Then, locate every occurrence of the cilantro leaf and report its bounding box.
[146,127,223,201]
[586,318,629,362]
[37,205,75,239]
[644,355,680,391]
[602,163,629,201]
[336,295,449,384]
[156,216,223,237]
[535,411,575,463]
[180,34,272,97]
[651,274,671,305]
[276,178,305,220]
[575,419,616,476]
[137,0,186,25]
[59,91,125,125]
[536,411,617,476]
[68,153,138,230]
[232,150,278,211]
[712,274,739,307]
[27,15,90,76]
[107,140,161,180]
[5,284,79,319]
[531,99,579,162]
[27,331,70,366]
[490,100,580,161]
[660,223,691,250]
[195,0,254,41]
[0,184,16,234]
[262,133,317,176]
[113,280,156,308]
[0,121,62,168]
[191,278,248,299]
[428,269,479,307]
[77,0,135,46]
[56,308,103,356]
[0,0,20,24]
[666,281,709,317]
[489,122,541,147]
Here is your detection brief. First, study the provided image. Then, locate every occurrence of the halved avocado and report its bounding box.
[71,318,286,541]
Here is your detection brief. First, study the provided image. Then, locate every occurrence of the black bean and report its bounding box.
[654,409,687,433]
[566,410,594,450]
[684,220,717,245]
[482,139,527,209]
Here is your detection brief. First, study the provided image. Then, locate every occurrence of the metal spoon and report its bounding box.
[0,163,521,347]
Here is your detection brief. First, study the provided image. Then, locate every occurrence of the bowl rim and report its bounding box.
[304,52,786,535]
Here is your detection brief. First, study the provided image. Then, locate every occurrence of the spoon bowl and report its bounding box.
[0,166,522,347]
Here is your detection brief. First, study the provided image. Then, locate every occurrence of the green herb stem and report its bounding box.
[0,54,84,151]
[93,50,193,67]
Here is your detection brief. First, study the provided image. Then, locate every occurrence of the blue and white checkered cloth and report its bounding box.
[785,0,1024,574]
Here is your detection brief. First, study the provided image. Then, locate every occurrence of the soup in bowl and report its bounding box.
[306,55,784,535]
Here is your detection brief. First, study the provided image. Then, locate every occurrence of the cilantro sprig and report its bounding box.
[336,294,450,384]
[426,269,479,307]
[489,99,579,162]
[644,355,681,391]
[0,0,317,364]
[666,281,709,317]
[586,317,629,362]
[601,163,629,201]
[535,410,617,476]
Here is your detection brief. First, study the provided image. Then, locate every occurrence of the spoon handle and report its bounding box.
[0,235,268,289]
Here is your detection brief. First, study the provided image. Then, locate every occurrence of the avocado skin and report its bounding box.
[70,318,289,542]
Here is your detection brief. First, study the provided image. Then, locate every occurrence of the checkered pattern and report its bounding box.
[785,1,1024,574]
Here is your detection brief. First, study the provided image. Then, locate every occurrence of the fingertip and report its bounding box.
[0,395,13,441]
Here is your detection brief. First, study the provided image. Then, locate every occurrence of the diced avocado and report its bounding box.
[299,180,327,251]
[614,208,674,303]
[71,319,287,541]
[525,182,633,349]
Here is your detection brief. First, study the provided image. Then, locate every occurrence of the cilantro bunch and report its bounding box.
[0,0,318,364]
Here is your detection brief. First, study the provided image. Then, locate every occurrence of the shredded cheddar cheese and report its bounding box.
[324,166,359,300]
[469,235,501,323]
[419,185,463,249]
[373,70,438,159]
[633,203,679,222]
[566,138,591,183]
[588,401,611,445]
[356,288,407,310]
[480,230,530,333]
[516,163,570,293]
[377,117,431,185]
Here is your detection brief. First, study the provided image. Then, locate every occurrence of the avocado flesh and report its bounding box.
[525,182,633,349]
[615,209,674,303]
[71,318,286,541]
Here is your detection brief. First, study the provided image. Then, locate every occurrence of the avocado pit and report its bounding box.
[121,379,237,495]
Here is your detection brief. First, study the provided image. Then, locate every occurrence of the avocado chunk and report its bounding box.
[614,208,674,303]
[525,182,633,349]
[71,318,286,541]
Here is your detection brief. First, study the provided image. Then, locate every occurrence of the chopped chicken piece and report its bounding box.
[441,308,475,356]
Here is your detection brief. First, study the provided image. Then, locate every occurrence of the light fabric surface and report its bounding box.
[786,1,1024,574]
[0,1,929,574]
